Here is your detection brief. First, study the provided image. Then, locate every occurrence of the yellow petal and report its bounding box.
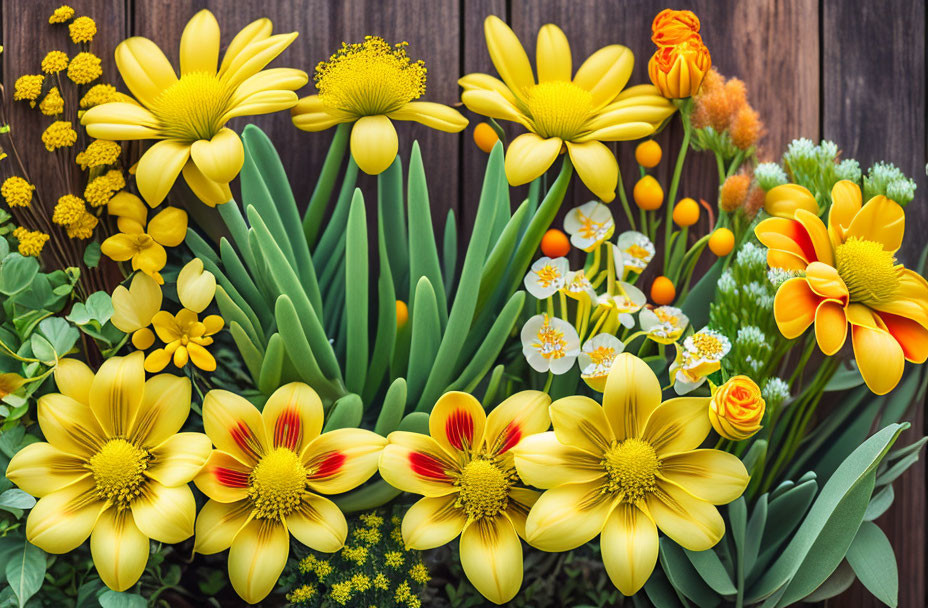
[484,390,550,456]
[573,45,634,109]
[602,352,662,441]
[795,209,834,267]
[143,348,171,373]
[460,89,530,126]
[648,481,724,551]
[402,494,467,549]
[177,258,216,313]
[221,31,299,88]
[136,140,190,207]
[388,101,468,132]
[82,102,161,140]
[585,103,675,133]
[91,508,150,591]
[107,191,148,226]
[458,73,519,105]
[511,431,605,489]
[659,450,749,504]
[460,516,523,605]
[566,140,617,203]
[379,431,459,496]
[223,90,299,122]
[111,272,162,333]
[303,428,387,494]
[524,479,615,551]
[261,382,323,454]
[579,121,657,143]
[132,241,168,278]
[851,323,905,395]
[601,504,659,596]
[291,94,352,132]
[504,487,539,539]
[194,499,253,554]
[194,450,251,503]
[430,391,487,455]
[179,9,219,76]
[147,206,188,247]
[285,493,347,553]
[131,481,196,544]
[641,397,712,455]
[202,389,268,465]
[182,160,232,207]
[101,233,140,263]
[37,393,106,457]
[549,395,613,455]
[187,342,216,371]
[146,432,212,486]
[53,358,94,405]
[484,15,534,102]
[89,351,145,438]
[228,518,290,604]
[828,179,862,245]
[805,261,848,301]
[6,441,88,497]
[765,183,818,219]
[814,299,848,356]
[219,18,272,75]
[114,37,178,108]
[190,128,245,184]
[504,133,562,186]
[774,278,819,339]
[536,24,572,83]
[26,478,105,553]
[232,67,308,102]
[350,115,398,175]
[846,195,905,253]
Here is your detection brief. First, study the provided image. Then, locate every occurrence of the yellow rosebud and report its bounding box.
[764,183,819,218]
[709,375,765,441]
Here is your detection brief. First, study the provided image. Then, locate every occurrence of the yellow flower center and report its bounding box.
[151,72,233,142]
[588,345,617,367]
[248,447,308,520]
[835,237,902,305]
[690,333,724,358]
[578,213,610,241]
[525,81,593,140]
[602,438,660,503]
[315,36,427,116]
[455,458,511,519]
[626,244,651,261]
[533,316,569,360]
[89,439,151,506]
[655,309,679,325]
[535,264,562,287]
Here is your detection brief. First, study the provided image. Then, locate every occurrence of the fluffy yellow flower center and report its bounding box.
[602,438,660,503]
[588,345,617,367]
[315,36,427,116]
[626,244,651,261]
[248,447,307,520]
[690,333,725,358]
[533,316,569,360]
[834,237,902,305]
[535,263,562,287]
[654,309,680,326]
[151,72,233,142]
[455,458,512,520]
[525,81,593,140]
[89,439,151,506]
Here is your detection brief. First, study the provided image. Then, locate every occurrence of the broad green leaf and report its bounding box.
[397,411,430,434]
[681,260,723,328]
[378,156,409,297]
[97,590,147,608]
[29,334,56,364]
[743,494,767,577]
[442,210,457,299]
[644,570,686,608]
[374,378,407,436]
[304,122,350,247]
[684,547,736,596]
[257,333,284,395]
[38,317,78,357]
[332,479,400,513]
[322,394,363,431]
[406,277,441,405]
[82,241,101,268]
[0,489,35,510]
[864,484,894,521]
[824,360,864,391]
[0,255,39,296]
[660,538,721,607]
[448,291,525,393]
[345,189,369,394]
[845,521,898,607]
[475,200,530,315]
[5,539,45,608]
[362,194,398,403]
[802,560,856,603]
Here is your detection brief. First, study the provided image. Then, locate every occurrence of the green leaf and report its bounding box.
[274,296,344,405]
[345,189,369,394]
[684,547,736,596]
[29,334,56,364]
[449,291,525,393]
[743,493,767,577]
[378,156,409,296]
[845,521,898,607]
[362,193,398,403]
[374,378,407,436]
[660,538,721,607]
[304,123,350,248]
[442,210,457,299]
[257,333,284,395]
[407,142,447,327]
[82,241,101,268]
[5,539,45,608]
[680,260,723,328]
[824,360,864,391]
[475,200,529,315]
[97,590,147,608]
[802,560,856,603]
[397,411,430,434]
[754,479,818,576]
[406,277,441,405]
[229,322,264,383]
[0,489,35,510]
[322,394,363,431]
[864,484,894,521]
[644,570,686,608]
[0,254,39,296]
[332,479,401,513]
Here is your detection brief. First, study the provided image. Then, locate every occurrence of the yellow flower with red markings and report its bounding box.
[755,180,928,394]
[513,353,748,595]
[194,384,386,604]
[5,354,211,591]
[379,391,551,604]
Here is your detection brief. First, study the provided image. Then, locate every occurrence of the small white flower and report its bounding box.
[763,377,791,407]
[579,333,625,391]
[640,306,689,344]
[521,314,580,374]
[523,256,569,299]
[615,231,655,276]
[597,282,647,329]
[669,328,731,395]
[564,201,614,251]
[683,328,731,364]
[561,269,598,301]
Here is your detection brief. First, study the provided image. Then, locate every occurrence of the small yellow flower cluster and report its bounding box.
[353,526,382,544]
[41,121,77,151]
[52,194,85,225]
[359,513,384,528]
[12,227,49,257]
[13,75,44,106]
[285,584,316,604]
[297,555,333,579]
[84,169,125,207]
[76,140,121,169]
[408,562,430,585]
[373,573,390,590]
[41,51,69,74]
[39,87,64,116]
[1,177,35,207]
[329,581,353,606]
[384,551,404,569]
[80,84,120,108]
[352,574,372,592]
[69,16,96,43]
[67,52,102,85]
[49,5,75,24]
[66,211,98,239]
[341,544,369,565]
[394,581,421,607]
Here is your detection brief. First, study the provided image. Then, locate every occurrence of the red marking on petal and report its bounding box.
[274,407,303,451]
[498,422,523,454]
[311,452,346,479]
[229,421,261,460]
[444,409,474,450]
[785,219,819,263]
[213,466,249,488]
[409,451,449,480]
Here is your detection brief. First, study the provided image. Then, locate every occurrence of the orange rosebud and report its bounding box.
[709,375,765,441]
[672,197,700,227]
[708,228,735,256]
[540,228,570,257]
[648,41,712,99]
[720,174,751,213]
[473,122,499,154]
[650,275,676,305]
[651,9,702,46]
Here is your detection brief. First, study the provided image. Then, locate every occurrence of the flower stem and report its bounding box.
[663,101,692,274]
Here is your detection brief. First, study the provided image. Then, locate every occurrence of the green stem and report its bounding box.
[616,166,636,231]
[304,123,350,248]
[663,105,692,274]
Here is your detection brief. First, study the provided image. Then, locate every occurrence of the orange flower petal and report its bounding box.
[878,311,928,364]
[774,278,820,339]
[754,217,818,265]
[851,323,905,395]
[794,210,833,266]
[805,261,848,302]
[814,300,848,356]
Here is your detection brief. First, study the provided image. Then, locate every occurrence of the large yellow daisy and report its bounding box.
[755,180,928,394]
[379,390,551,605]
[512,353,749,595]
[193,383,387,604]
[82,10,307,207]
[5,353,211,591]
[459,16,675,202]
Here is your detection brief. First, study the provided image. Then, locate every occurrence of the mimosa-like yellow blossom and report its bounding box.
[39,87,65,116]
[52,194,86,226]
[49,5,74,23]
[67,51,102,84]
[41,120,78,150]
[292,36,467,175]
[80,84,120,108]
[287,584,317,603]
[76,140,121,169]
[85,169,126,206]
[83,10,306,207]
[2,176,35,207]
[66,211,99,239]
[12,227,49,257]
[41,51,69,74]
[14,75,44,105]
[69,16,97,43]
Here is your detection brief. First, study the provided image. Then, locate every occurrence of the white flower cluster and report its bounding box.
[762,377,791,409]
[864,161,917,206]
[754,162,788,191]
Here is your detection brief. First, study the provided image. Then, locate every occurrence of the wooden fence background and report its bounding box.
[2,0,926,605]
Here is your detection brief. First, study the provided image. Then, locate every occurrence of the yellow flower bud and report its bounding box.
[764,183,818,218]
[709,375,765,441]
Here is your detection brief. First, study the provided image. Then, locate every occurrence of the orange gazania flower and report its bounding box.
[647,9,711,99]
[755,180,928,394]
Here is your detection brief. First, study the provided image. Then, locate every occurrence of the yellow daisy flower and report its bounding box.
[459,16,675,202]
[512,353,749,595]
[101,192,187,284]
[81,10,307,207]
[379,391,551,604]
[193,384,387,604]
[291,36,468,175]
[5,354,212,591]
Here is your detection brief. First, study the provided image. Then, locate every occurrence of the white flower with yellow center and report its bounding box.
[579,333,625,391]
[640,305,689,344]
[561,269,598,301]
[596,283,647,331]
[564,201,615,251]
[521,314,581,374]
[524,256,569,299]
[615,230,656,277]
[669,328,732,394]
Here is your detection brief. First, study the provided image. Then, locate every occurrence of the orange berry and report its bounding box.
[709,228,735,256]
[473,122,499,154]
[651,276,676,305]
[635,140,662,168]
[396,300,409,328]
[672,197,700,227]
[633,175,664,210]
[540,229,570,258]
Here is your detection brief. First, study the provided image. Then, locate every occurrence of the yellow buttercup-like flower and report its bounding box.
[5,354,212,591]
[292,36,468,175]
[459,16,675,202]
[379,391,551,604]
[82,9,307,207]
[110,272,162,349]
[194,384,387,603]
[145,309,224,373]
[513,353,749,595]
